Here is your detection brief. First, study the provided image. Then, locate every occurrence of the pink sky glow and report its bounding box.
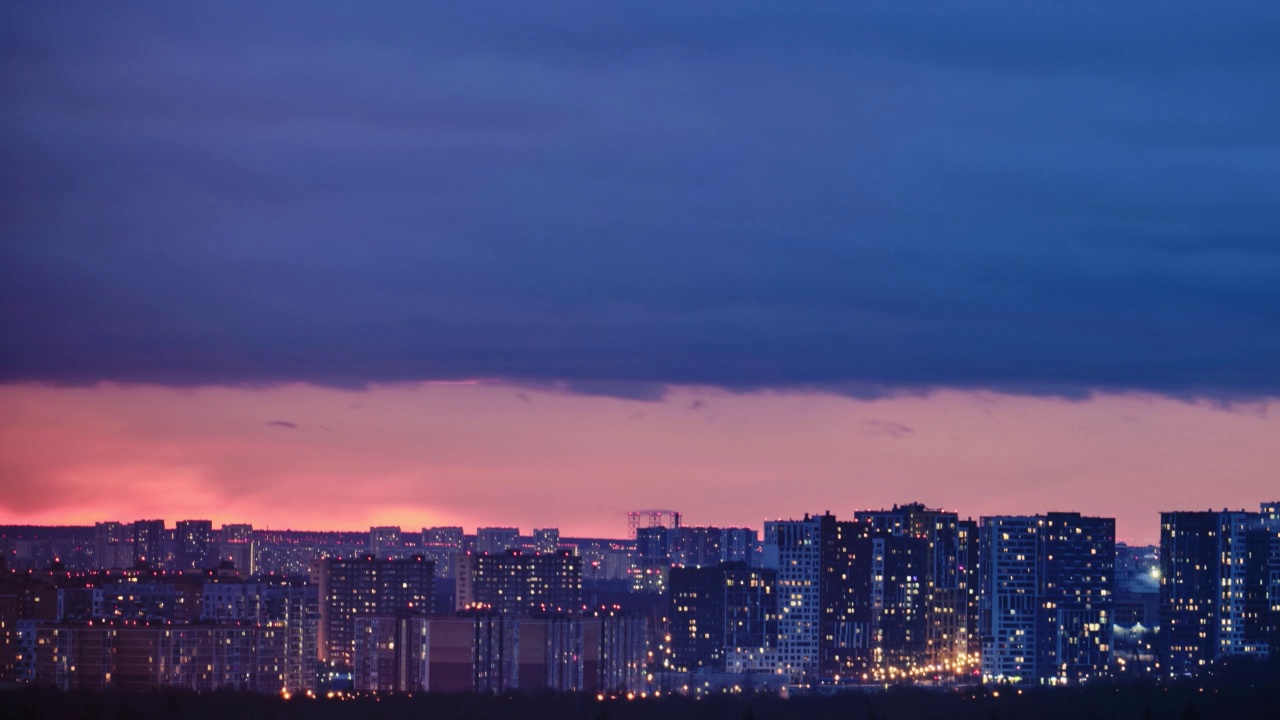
[0,382,1275,544]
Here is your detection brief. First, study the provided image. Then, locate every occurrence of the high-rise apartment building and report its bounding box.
[979,513,1114,685]
[533,528,561,554]
[855,503,975,669]
[633,527,671,593]
[422,526,464,579]
[766,508,976,684]
[222,523,254,543]
[767,510,940,683]
[317,555,435,667]
[855,502,983,676]
[672,527,724,568]
[369,526,403,558]
[1,576,57,683]
[850,506,933,674]
[200,580,319,691]
[1037,513,1115,683]
[763,515,823,681]
[815,515,881,681]
[979,516,1042,683]
[721,528,758,565]
[668,564,777,673]
[219,524,256,574]
[1263,503,1280,652]
[476,527,521,555]
[17,622,305,693]
[1160,510,1271,676]
[217,543,256,574]
[131,519,165,568]
[349,613,647,694]
[958,519,982,659]
[666,565,723,672]
[635,527,669,562]
[455,549,582,615]
[175,520,217,570]
[1263,502,1280,527]
[94,522,131,570]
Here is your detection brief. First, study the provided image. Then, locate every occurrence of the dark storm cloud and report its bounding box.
[2,1,1279,398]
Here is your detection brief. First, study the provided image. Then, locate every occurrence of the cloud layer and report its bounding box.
[3,1,1279,397]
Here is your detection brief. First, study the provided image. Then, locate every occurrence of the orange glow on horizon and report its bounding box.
[0,382,1275,543]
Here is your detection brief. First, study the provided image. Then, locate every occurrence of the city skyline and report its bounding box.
[4,3,1280,551]
[4,0,1279,707]
[3,499,1277,694]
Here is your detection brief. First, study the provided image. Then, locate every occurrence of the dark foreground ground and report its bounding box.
[4,669,1278,720]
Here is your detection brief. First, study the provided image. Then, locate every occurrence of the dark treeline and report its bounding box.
[4,665,1278,720]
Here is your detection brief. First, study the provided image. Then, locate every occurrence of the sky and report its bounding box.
[2,2,1278,543]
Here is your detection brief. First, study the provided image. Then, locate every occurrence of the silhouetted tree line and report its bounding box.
[3,660,1277,720]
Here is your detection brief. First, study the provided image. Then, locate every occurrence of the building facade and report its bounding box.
[721,528,758,565]
[17,622,305,693]
[1160,510,1271,676]
[455,550,582,615]
[369,526,402,558]
[532,528,561,554]
[200,580,319,691]
[763,516,823,681]
[131,520,166,568]
[317,555,435,667]
[672,527,724,569]
[422,526,464,580]
[175,520,217,570]
[979,513,1114,685]
[476,528,521,556]
[93,522,130,570]
[350,613,647,694]
[668,564,778,673]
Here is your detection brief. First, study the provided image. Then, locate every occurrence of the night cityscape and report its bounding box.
[2,504,1278,705]
[4,1,1280,719]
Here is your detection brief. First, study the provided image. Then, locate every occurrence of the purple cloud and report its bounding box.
[2,1,1278,400]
